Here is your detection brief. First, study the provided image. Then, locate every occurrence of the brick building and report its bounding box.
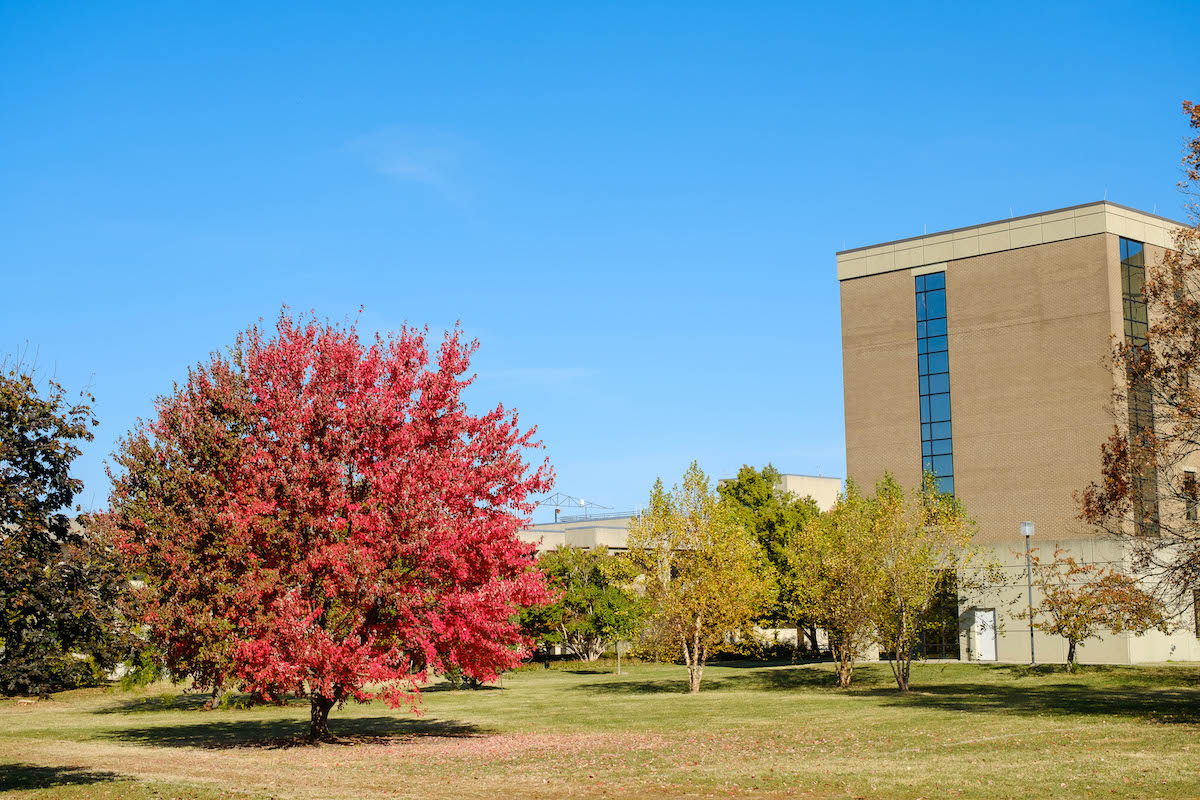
[838,201,1200,664]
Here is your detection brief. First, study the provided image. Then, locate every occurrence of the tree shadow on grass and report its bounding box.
[706,658,800,670]
[865,682,1200,724]
[988,662,1200,688]
[420,683,504,693]
[576,664,883,695]
[103,716,487,749]
[97,692,228,714]
[572,663,1200,723]
[0,763,123,791]
[101,683,502,712]
[575,677,691,694]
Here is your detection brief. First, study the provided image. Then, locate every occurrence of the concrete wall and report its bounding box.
[960,538,1200,665]
[778,474,842,512]
[836,201,1182,281]
[520,475,842,554]
[517,517,634,553]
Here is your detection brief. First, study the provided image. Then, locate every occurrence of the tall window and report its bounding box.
[1195,588,1200,640]
[1122,238,1149,347]
[915,272,954,495]
[1121,237,1159,534]
[1185,470,1197,522]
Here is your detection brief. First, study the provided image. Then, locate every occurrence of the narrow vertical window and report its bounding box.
[1185,470,1197,522]
[1195,588,1200,639]
[915,272,953,495]
[1121,237,1159,535]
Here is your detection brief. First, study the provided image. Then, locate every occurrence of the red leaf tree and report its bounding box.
[1079,101,1200,602]
[107,312,553,738]
[1018,547,1170,672]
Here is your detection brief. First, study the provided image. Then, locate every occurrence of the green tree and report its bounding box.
[786,481,879,687]
[870,473,980,692]
[530,546,646,662]
[628,462,775,693]
[719,464,822,653]
[1020,547,1170,672]
[0,364,130,695]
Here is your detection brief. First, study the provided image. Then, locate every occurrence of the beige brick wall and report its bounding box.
[949,234,1116,544]
[840,269,923,494]
[841,233,1119,544]
[840,228,1200,664]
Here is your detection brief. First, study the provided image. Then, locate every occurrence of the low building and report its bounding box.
[518,512,636,553]
[519,474,842,554]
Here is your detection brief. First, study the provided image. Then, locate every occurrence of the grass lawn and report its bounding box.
[2,660,1199,799]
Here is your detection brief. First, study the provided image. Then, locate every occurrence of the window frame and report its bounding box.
[915,271,954,495]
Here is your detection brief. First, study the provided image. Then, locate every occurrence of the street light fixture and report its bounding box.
[1021,521,1035,666]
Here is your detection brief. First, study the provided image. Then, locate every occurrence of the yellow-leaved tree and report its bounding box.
[787,480,879,688]
[789,473,991,691]
[628,461,775,693]
[872,474,981,692]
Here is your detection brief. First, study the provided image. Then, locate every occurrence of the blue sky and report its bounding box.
[1,1,1195,522]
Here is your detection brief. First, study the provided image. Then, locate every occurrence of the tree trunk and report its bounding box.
[896,655,910,692]
[310,694,336,741]
[204,683,224,711]
[890,611,912,692]
[832,636,854,688]
[682,643,698,692]
[1066,640,1077,673]
[891,641,911,692]
[684,615,705,693]
[688,643,706,693]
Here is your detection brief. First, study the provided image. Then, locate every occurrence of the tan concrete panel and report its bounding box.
[1009,222,1043,248]
[1040,209,1076,224]
[952,238,980,259]
[1122,216,1148,243]
[911,262,947,276]
[895,246,924,269]
[1041,218,1076,241]
[978,230,1011,252]
[778,475,842,511]
[1074,211,1106,236]
[963,540,1126,665]
[836,202,1186,281]
[923,241,954,263]
[865,251,896,272]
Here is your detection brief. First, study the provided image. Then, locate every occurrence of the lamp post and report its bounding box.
[1021,521,1035,666]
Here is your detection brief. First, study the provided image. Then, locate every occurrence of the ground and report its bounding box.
[2,660,1198,799]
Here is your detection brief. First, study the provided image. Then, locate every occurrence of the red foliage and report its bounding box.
[108,312,552,734]
[1077,101,1200,596]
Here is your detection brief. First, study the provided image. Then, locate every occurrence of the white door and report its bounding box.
[974,609,997,661]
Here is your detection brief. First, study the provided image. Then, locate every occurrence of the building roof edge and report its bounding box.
[835,201,1188,257]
